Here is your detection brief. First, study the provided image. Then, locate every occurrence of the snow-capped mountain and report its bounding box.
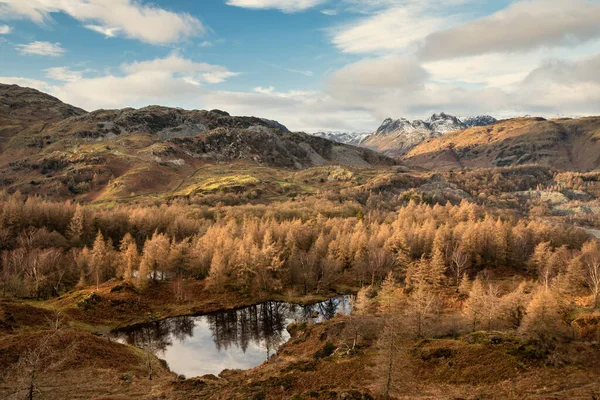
[463,115,498,128]
[362,113,497,156]
[310,131,371,146]
[427,112,466,134]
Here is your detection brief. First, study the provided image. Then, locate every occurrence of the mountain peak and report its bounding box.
[362,112,496,156]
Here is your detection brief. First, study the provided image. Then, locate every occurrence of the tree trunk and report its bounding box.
[384,329,394,400]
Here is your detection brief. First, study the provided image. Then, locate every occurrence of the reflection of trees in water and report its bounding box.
[113,296,352,358]
[292,296,350,322]
[116,316,196,354]
[207,301,288,354]
[207,297,351,356]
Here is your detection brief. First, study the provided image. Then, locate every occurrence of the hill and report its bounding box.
[361,113,496,156]
[0,84,394,201]
[402,117,600,171]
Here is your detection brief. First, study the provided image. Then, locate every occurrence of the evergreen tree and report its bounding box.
[463,277,486,331]
[429,243,447,288]
[90,231,109,291]
[520,288,567,341]
[67,204,85,245]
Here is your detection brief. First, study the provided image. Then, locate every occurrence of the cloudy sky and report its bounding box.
[1,0,599,132]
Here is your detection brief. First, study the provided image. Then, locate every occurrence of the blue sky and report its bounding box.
[1,0,600,132]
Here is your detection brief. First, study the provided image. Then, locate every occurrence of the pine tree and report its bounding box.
[530,241,554,289]
[90,231,108,291]
[429,243,447,288]
[208,248,229,290]
[458,272,471,296]
[118,233,138,280]
[379,271,397,314]
[500,281,530,328]
[74,247,90,288]
[353,285,370,315]
[375,272,401,400]
[67,204,85,245]
[139,231,170,284]
[122,242,139,281]
[463,277,486,331]
[519,288,567,341]
[407,283,436,338]
[580,241,600,309]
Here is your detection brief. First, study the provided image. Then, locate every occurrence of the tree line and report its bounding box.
[0,192,596,302]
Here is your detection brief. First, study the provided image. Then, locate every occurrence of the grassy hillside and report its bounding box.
[402,117,600,171]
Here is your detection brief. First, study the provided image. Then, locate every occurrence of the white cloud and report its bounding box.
[199,41,213,47]
[330,56,428,89]
[0,54,239,111]
[254,86,275,94]
[203,88,377,131]
[424,53,542,88]
[322,47,600,122]
[51,54,237,110]
[0,0,204,44]
[419,0,600,60]
[286,68,313,77]
[326,57,429,119]
[515,52,600,115]
[122,54,240,84]
[225,0,326,13]
[0,24,11,34]
[84,24,121,38]
[321,9,337,16]
[0,76,51,91]
[330,5,453,54]
[15,41,65,56]
[44,67,84,82]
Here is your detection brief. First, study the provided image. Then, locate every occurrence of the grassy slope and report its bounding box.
[403,117,600,172]
[2,280,600,399]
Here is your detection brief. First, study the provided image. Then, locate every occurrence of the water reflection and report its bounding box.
[112,296,351,377]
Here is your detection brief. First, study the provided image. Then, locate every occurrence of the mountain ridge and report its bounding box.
[0,83,394,201]
[361,112,497,156]
[402,116,600,171]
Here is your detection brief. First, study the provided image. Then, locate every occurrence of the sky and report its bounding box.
[1,0,600,132]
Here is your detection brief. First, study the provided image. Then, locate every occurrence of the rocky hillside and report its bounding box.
[0,84,394,201]
[361,113,496,156]
[402,117,600,171]
[0,84,86,152]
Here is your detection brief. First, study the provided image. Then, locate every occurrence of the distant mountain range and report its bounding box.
[309,113,497,156]
[309,131,371,146]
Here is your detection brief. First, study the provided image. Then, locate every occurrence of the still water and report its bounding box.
[112,296,352,377]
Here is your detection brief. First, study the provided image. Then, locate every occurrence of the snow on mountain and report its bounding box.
[362,113,497,156]
[463,115,498,128]
[309,131,371,146]
[427,112,466,134]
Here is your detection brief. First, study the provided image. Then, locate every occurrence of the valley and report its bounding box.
[1,84,600,400]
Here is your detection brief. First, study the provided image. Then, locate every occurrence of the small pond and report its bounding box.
[112,295,352,377]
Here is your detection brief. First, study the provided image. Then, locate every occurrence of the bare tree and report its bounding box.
[450,246,469,287]
[4,331,73,400]
[580,242,600,309]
